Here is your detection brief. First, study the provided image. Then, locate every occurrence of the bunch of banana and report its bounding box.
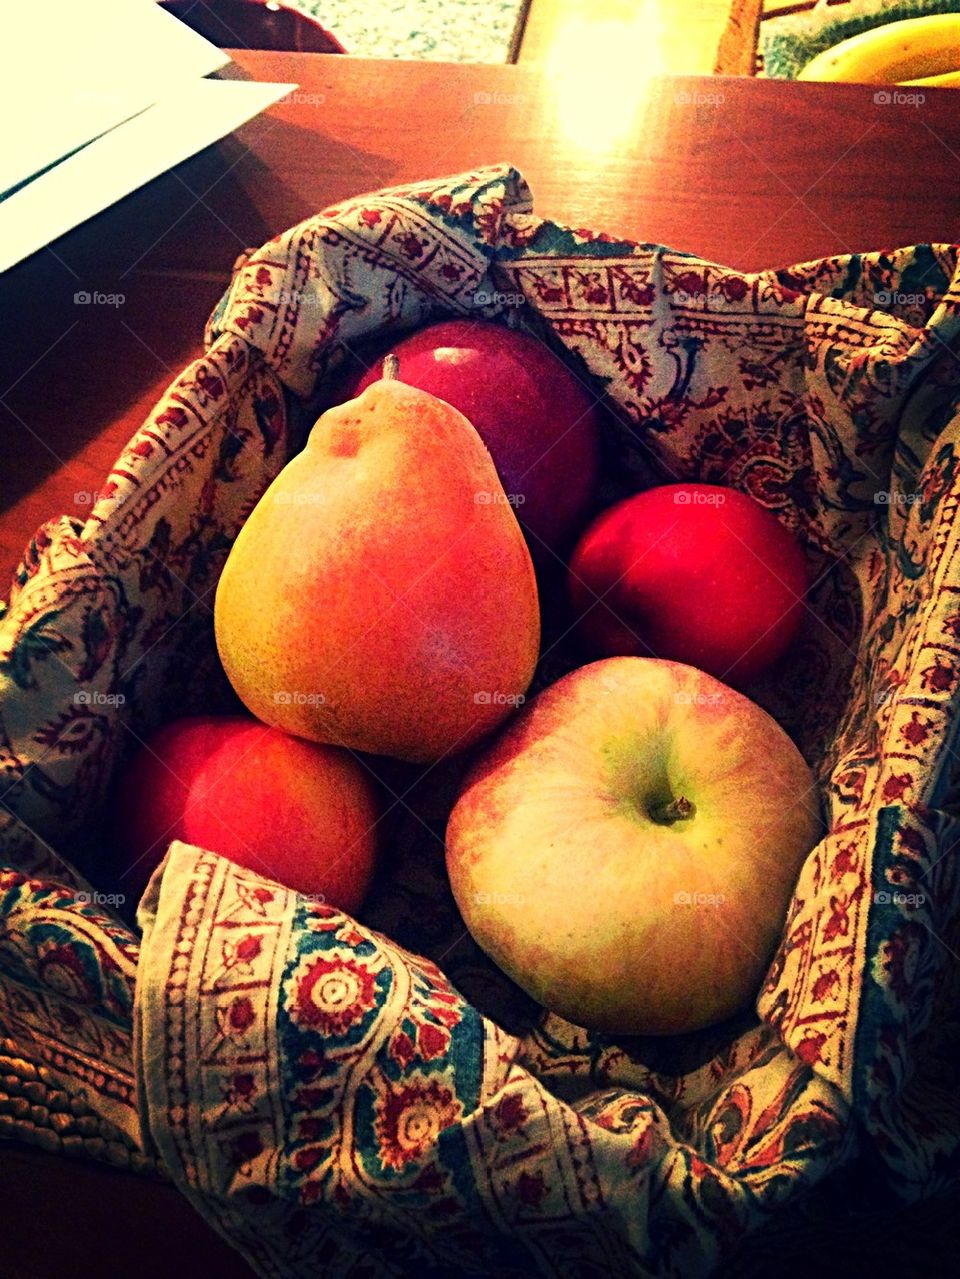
[797,13,960,85]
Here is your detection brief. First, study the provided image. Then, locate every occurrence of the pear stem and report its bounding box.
[382,354,400,380]
[650,794,696,825]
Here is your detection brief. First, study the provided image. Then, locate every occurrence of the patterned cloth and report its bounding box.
[2,164,960,1275]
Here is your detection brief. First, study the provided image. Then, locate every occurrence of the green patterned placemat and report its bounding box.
[296,0,530,62]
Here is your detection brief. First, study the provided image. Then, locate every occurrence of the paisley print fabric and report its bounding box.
[2,164,960,1274]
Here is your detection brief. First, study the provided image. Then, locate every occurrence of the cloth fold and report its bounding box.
[2,163,960,1274]
[134,843,851,1278]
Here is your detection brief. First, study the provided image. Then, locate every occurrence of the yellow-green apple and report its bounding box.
[111,715,380,911]
[445,657,822,1035]
[341,320,603,561]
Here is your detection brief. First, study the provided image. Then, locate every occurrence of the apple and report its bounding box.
[111,715,379,911]
[567,483,809,686]
[342,319,602,560]
[445,657,822,1035]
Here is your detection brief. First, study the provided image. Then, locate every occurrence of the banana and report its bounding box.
[798,14,960,84]
[899,67,960,86]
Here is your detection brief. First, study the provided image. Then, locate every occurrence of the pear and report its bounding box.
[214,357,541,763]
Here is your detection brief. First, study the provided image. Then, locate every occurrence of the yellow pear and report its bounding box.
[214,358,540,763]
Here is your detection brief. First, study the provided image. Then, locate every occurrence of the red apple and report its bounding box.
[112,715,379,910]
[342,320,602,559]
[567,483,809,686]
[446,657,822,1035]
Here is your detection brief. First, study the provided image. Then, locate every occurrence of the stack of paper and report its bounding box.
[0,0,295,271]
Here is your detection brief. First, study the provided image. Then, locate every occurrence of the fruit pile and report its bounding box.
[112,319,823,1037]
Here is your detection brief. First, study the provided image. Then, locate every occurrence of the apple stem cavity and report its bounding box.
[382,354,400,381]
[650,794,696,825]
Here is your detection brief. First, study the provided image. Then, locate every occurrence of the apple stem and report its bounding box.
[650,795,696,825]
[382,354,400,381]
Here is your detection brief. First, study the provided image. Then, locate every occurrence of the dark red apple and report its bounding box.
[343,320,602,560]
[567,483,809,686]
[111,715,379,911]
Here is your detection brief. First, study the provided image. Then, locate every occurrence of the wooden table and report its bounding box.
[3,50,960,1277]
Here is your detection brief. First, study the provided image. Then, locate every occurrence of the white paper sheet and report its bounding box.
[1,0,230,198]
[0,79,296,274]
